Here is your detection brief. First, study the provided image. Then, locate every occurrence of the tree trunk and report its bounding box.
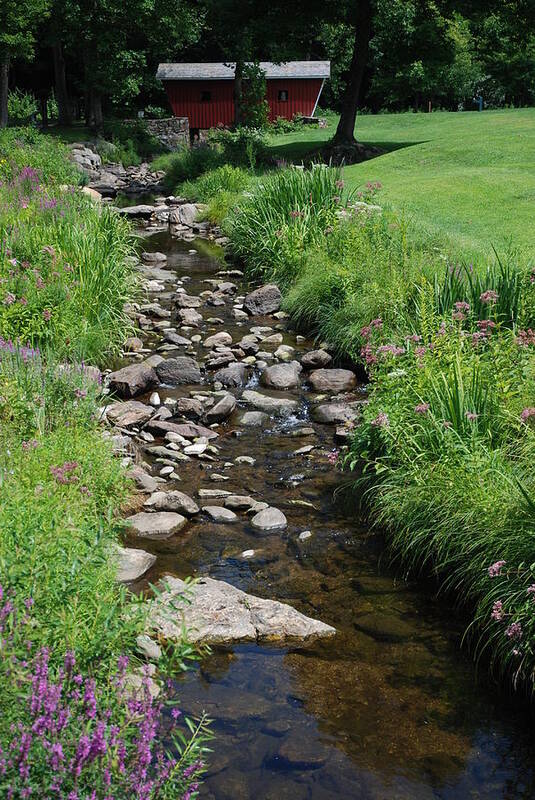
[233,60,244,127]
[0,54,10,129]
[52,42,72,126]
[332,0,373,145]
[39,95,49,128]
[91,90,103,132]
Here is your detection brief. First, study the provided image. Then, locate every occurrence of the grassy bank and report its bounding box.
[216,159,535,694]
[0,128,208,798]
[269,108,535,260]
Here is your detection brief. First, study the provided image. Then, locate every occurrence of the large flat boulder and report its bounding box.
[115,545,156,582]
[144,491,199,515]
[243,284,282,316]
[106,400,154,428]
[148,576,336,645]
[155,357,202,385]
[308,368,357,393]
[125,511,187,540]
[260,362,301,390]
[108,361,158,398]
[242,390,298,415]
[145,419,218,440]
[311,402,361,425]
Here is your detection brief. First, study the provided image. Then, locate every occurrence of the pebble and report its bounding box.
[235,456,255,465]
[299,530,313,541]
[159,466,174,476]
[241,550,255,558]
[149,392,161,406]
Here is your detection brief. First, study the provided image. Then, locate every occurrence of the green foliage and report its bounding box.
[0,127,79,185]
[0,135,139,363]
[209,127,267,169]
[7,89,38,125]
[227,164,346,285]
[346,319,535,687]
[180,164,251,203]
[241,62,269,129]
[153,145,224,191]
[102,119,163,161]
[270,116,303,134]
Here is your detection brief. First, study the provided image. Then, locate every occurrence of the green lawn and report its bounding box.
[269,109,535,260]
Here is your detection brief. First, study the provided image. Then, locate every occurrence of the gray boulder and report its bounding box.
[144,491,199,515]
[129,465,159,493]
[205,393,236,424]
[311,402,360,425]
[213,363,246,387]
[203,506,238,523]
[115,546,156,582]
[173,397,204,420]
[155,357,201,385]
[260,362,301,390]
[125,511,187,539]
[175,293,202,309]
[250,506,287,531]
[239,411,269,427]
[242,389,298,415]
[243,284,282,316]
[108,361,158,398]
[308,368,357,393]
[301,349,332,369]
[106,400,154,428]
[177,307,203,326]
[147,576,336,645]
[169,203,197,227]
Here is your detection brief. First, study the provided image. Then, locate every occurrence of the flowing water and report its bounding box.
[122,229,535,800]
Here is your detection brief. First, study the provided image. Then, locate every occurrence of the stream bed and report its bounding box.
[119,229,535,800]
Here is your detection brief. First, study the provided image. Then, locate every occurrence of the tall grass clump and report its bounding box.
[0,159,138,363]
[284,207,432,357]
[181,164,251,203]
[152,145,224,191]
[345,284,535,690]
[226,164,347,285]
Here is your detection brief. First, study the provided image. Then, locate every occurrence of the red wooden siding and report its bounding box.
[266,78,323,121]
[166,80,235,128]
[164,77,323,128]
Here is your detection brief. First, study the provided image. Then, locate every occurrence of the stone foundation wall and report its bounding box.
[144,118,189,150]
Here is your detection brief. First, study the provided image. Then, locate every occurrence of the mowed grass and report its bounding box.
[268,109,535,260]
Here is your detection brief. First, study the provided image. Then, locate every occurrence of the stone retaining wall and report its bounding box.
[144,118,189,150]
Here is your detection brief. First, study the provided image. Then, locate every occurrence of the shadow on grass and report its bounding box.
[267,138,428,164]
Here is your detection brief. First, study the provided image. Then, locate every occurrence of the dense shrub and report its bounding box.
[0,130,210,795]
[209,127,267,169]
[102,119,164,161]
[152,146,224,191]
[7,89,38,125]
[181,165,251,202]
[226,164,347,285]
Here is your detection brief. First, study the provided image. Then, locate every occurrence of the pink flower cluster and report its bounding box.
[50,461,79,485]
[488,560,506,578]
[371,411,389,428]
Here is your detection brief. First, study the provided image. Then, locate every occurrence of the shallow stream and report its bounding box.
[123,230,535,800]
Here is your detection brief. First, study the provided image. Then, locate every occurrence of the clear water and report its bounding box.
[126,230,535,800]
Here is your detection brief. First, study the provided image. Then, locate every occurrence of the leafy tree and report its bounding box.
[0,0,50,127]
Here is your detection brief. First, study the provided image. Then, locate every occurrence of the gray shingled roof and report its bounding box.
[156,61,330,81]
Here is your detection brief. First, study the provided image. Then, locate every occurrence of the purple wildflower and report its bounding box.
[505,621,522,640]
[371,411,389,428]
[488,560,506,578]
[414,403,430,414]
[491,600,504,621]
[480,289,498,304]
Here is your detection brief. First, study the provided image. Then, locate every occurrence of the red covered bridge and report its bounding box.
[156,61,330,130]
